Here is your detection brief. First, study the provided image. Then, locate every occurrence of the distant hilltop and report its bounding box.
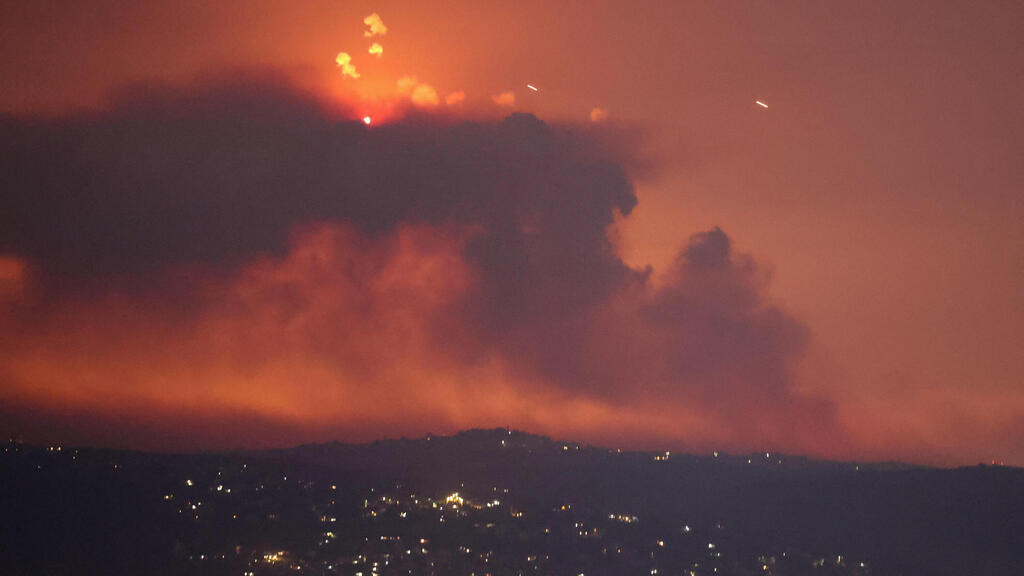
[280,427,921,473]
[5,427,1024,575]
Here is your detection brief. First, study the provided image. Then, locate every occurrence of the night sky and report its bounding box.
[1,1,1021,466]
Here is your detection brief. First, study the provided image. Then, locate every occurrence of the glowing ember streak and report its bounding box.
[362,115,372,126]
[755,100,769,108]
[527,84,538,92]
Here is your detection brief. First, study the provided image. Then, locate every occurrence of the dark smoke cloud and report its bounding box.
[0,77,840,449]
[1,81,635,332]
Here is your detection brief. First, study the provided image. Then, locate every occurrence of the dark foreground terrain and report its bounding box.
[2,429,1021,575]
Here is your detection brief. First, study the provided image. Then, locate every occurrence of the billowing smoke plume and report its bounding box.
[0,77,842,453]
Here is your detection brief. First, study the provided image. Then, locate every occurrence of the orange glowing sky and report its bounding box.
[1,1,1022,466]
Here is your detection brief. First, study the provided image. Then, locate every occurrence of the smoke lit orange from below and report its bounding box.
[0,222,727,452]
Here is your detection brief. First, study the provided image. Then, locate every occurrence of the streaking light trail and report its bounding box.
[527,84,539,92]
[755,100,769,108]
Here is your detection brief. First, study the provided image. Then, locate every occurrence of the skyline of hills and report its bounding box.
[4,427,1021,575]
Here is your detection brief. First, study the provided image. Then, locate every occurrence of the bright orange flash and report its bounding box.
[362,115,372,125]
[363,13,388,37]
[336,52,360,79]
